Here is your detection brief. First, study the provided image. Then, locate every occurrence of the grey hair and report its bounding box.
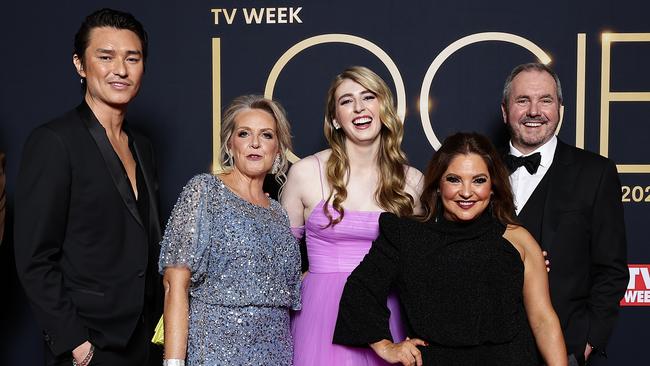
[502,62,563,110]
[219,95,293,186]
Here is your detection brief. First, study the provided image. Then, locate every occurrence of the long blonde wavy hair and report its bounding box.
[323,66,414,226]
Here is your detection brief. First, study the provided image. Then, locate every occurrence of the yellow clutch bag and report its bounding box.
[151,315,164,345]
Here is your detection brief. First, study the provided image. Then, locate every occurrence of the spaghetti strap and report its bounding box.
[314,155,325,200]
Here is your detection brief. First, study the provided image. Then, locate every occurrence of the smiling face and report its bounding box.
[440,153,493,222]
[502,70,561,155]
[73,27,144,110]
[332,78,382,146]
[228,108,279,179]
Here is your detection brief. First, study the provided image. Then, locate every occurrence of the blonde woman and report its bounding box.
[281,66,423,365]
[160,95,301,365]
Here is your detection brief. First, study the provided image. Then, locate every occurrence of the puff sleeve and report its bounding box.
[158,174,214,283]
[333,212,403,346]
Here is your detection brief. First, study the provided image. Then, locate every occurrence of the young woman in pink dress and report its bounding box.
[281,66,423,365]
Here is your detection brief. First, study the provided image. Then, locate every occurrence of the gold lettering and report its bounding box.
[263,34,405,163]
[600,33,650,173]
[419,32,554,150]
[266,8,277,24]
[223,9,237,24]
[243,8,264,24]
[210,9,221,25]
[277,8,288,24]
[210,8,237,25]
[212,38,222,173]
[290,7,303,23]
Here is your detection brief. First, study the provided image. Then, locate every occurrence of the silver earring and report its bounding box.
[271,154,281,174]
[332,121,341,130]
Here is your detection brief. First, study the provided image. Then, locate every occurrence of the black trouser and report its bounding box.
[45,314,162,366]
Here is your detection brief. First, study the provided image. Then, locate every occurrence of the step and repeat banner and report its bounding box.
[0,0,648,364]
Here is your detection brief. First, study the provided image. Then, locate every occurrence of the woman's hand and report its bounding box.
[370,338,427,366]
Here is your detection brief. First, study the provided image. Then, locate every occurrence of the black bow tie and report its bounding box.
[505,152,541,174]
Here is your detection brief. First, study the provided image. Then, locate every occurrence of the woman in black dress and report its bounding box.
[334,132,566,366]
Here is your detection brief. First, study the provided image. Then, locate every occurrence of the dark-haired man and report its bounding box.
[14,8,162,366]
[501,63,628,366]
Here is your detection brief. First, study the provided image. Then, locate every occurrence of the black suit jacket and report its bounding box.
[515,139,628,356]
[14,102,162,356]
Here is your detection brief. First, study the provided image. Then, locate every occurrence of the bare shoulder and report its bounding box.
[288,150,328,182]
[503,224,532,242]
[503,224,543,260]
[313,149,332,163]
[283,150,329,207]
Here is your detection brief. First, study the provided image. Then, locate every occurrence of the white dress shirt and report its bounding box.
[509,136,557,215]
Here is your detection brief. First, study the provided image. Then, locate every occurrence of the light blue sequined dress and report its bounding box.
[159,174,301,366]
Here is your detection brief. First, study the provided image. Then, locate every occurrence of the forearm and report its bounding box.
[531,316,567,366]
[163,275,190,359]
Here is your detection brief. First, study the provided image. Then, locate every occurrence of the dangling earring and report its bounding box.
[271,154,281,174]
[332,120,341,130]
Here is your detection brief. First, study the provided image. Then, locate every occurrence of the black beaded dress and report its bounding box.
[333,211,540,365]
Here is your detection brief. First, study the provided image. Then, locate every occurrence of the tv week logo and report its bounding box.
[621,264,650,306]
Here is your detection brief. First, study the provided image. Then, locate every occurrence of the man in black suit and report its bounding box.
[501,63,628,366]
[14,9,162,366]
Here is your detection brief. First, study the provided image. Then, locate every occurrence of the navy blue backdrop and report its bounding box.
[1,0,648,364]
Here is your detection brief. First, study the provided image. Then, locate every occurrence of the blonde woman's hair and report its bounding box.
[219,95,293,186]
[323,66,414,226]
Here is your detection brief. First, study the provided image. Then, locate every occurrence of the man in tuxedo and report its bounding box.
[501,62,628,366]
[14,9,162,366]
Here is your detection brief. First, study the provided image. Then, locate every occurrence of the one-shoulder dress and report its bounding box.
[291,156,405,366]
[159,174,301,366]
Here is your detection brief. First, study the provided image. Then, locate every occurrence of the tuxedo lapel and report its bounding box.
[131,138,161,239]
[540,140,577,256]
[77,102,144,228]
[516,173,549,245]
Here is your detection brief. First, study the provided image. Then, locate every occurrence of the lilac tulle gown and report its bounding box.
[291,156,405,366]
